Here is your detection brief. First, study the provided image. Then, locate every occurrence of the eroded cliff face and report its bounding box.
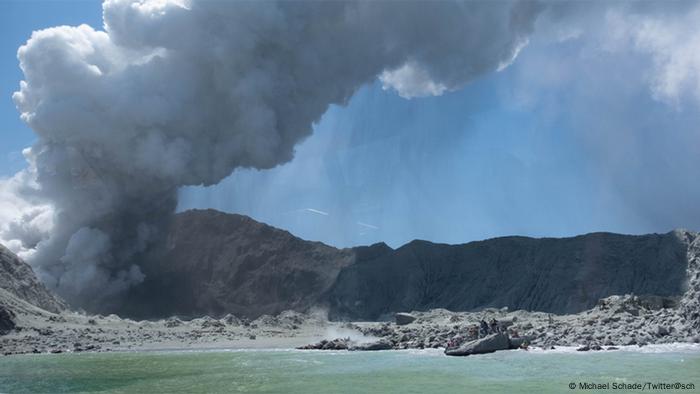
[116,209,696,321]
[327,231,694,320]
[680,232,700,329]
[120,209,356,319]
[0,245,65,314]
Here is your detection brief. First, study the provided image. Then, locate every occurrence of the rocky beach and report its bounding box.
[2,216,700,357]
[3,290,699,356]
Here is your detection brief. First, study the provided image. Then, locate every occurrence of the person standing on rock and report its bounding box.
[489,318,499,334]
[479,319,489,338]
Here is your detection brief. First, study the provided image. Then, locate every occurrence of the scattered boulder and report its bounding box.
[655,325,669,336]
[576,343,603,352]
[498,318,516,330]
[323,338,349,350]
[395,313,416,326]
[638,295,679,310]
[351,339,393,351]
[508,336,530,350]
[222,314,241,326]
[445,333,510,356]
[164,317,182,328]
[297,338,350,350]
[48,315,66,323]
[201,319,225,330]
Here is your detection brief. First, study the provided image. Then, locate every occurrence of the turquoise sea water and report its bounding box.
[1,346,699,393]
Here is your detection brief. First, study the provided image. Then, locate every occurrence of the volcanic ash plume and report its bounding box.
[1,0,542,311]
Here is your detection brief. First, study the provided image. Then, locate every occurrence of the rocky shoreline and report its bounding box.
[362,296,698,353]
[292,293,699,356]
[2,227,699,357]
[2,290,698,357]
[298,232,700,356]
[0,306,336,356]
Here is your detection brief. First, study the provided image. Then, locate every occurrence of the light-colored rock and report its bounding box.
[351,339,392,351]
[0,244,65,313]
[395,313,416,325]
[445,333,510,356]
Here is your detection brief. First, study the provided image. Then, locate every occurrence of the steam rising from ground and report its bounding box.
[324,327,379,345]
[0,0,543,311]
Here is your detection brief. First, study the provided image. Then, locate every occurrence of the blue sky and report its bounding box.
[0,0,102,174]
[176,29,700,247]
[2,1,699,249]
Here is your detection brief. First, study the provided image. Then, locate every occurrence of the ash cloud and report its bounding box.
[2,0,544,311]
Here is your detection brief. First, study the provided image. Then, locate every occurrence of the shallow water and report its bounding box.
[1,345,699,393]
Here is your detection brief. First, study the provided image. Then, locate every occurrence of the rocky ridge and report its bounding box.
[327,230,694,320]
[123,210,697,322]
[121,209,356,318]
[0,244,65,314]
[680,232,700,331]
[2,210,699,356]
[298,234,700,354]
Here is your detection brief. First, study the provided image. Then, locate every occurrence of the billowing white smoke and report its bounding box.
[2,0,543,311]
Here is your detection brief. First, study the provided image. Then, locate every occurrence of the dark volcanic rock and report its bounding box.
[123,209,357,319]
[297,338,393,351]
[445,333,510,356]
[297,338,350,350]
[350,339,393,351]
[0,305,16,335]
[116,210,696,322]
[0,244,65,313]
[328,231,692,320]
[508,336,529,349]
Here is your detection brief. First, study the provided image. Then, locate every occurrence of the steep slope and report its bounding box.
[680,232,700,330]
[327,230,694,320]
[118,209,696,321]
[121,209,357,318]
[0,244,65,314]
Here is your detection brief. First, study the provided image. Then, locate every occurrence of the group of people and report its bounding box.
[445,317,531,350]
[446,318,504,349]
[478,318,501,338]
